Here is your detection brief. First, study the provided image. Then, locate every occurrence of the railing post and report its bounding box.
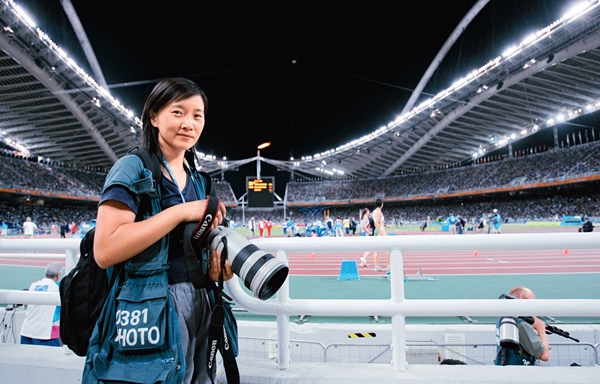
[390,247,407,371]
[65,247,77,275]
[276,250,291,369]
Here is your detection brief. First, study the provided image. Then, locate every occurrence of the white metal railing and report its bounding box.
[226,233,600,371]
[0,238,80,271]
[1,233,600,371]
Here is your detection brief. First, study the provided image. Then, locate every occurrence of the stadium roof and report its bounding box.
[0,0,599,180]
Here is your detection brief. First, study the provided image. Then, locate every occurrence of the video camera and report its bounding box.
[497,293,579,350]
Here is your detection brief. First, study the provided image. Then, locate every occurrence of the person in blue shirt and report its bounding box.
[334,217,344,237]
[491,209,502,234]
[286,217,296,237]
[447,213,458,234]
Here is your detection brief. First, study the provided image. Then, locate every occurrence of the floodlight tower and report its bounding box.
[256,142,270,179]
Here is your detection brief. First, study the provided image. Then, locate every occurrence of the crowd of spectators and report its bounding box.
[0,152,237,204]
[285,139,600,205]
[1,139,598,232]
[287,192,600,225]
[0,155,105,197]
[213,181,237,203]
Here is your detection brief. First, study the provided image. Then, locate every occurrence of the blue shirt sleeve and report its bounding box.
[99,185,138,214]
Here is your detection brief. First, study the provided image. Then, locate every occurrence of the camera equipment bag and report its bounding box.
[59,148,161,357]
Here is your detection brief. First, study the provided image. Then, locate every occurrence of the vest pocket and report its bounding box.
[113,277,168,352]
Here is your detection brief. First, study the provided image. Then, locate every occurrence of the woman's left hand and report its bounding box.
[208,247,234,282]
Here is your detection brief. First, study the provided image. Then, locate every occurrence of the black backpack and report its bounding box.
[59,148,162,356]
[59,227,118,356]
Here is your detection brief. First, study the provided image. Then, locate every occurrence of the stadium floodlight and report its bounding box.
[13,5,36,28]
[522,33,537,45]
[563,2,592,21]
[502,45,519,58]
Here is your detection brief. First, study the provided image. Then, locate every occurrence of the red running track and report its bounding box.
[287,249,600,276]
[2,231,599,276]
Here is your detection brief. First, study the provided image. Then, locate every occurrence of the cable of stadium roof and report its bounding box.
[4,0,600,169]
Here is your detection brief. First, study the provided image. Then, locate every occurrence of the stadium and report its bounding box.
[1,0,600,383]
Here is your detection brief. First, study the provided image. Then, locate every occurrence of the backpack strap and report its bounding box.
[128,147,162,197]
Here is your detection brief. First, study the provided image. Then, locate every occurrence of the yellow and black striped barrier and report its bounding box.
[348,332,376,338]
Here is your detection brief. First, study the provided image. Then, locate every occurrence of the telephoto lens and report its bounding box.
[498,316,520,350]
[206,226,289,300]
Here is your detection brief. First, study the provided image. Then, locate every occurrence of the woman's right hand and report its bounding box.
[180,199,227,231]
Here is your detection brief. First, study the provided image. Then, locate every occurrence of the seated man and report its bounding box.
[579,215,594,232]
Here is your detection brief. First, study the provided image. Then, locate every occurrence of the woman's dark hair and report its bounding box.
[361,208,369,218]
[141,78,208,156]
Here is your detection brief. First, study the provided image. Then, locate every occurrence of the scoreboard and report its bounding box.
[247,177,274,208]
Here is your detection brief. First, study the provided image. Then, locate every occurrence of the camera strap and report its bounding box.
[207,236,240,384]
[190,195,221,253]
[183,223,211,290]
[182,169,221,289]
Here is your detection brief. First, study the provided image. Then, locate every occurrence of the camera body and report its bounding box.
[204,225,289,301]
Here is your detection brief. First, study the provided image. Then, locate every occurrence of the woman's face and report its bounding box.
[150,95,205,154]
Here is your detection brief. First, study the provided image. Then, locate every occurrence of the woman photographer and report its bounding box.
[91,78,232,383]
